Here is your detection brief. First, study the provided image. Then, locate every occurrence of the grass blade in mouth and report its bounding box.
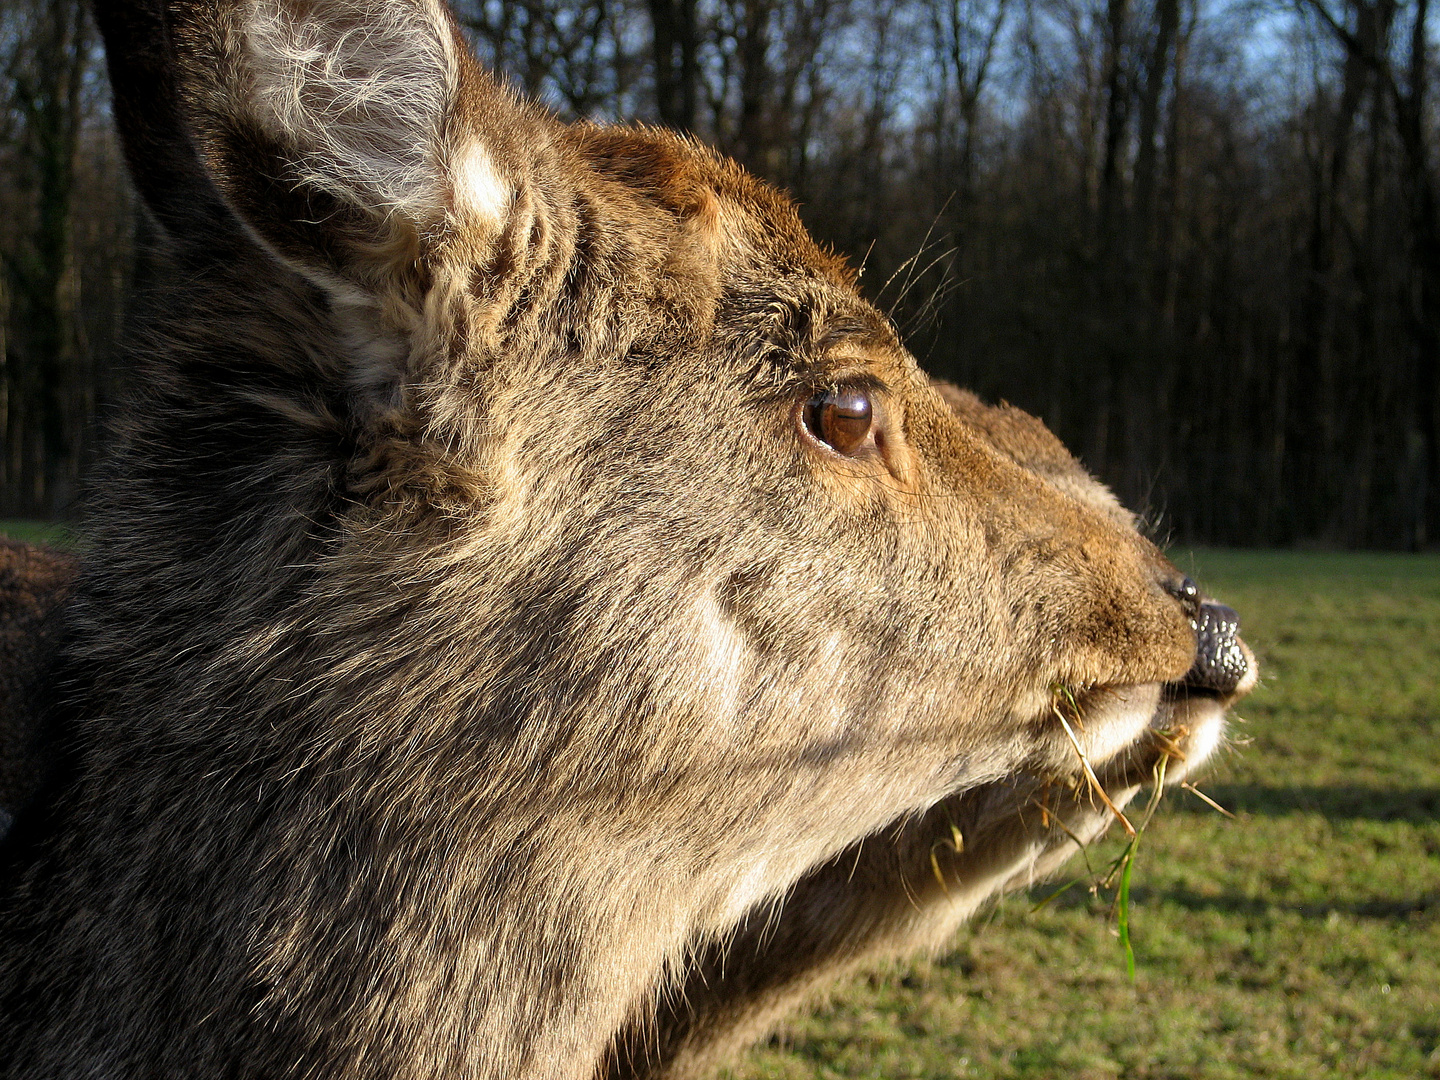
[1034,730,1177,976]
[1051,687,1136,838]
[1117,839,1137,980]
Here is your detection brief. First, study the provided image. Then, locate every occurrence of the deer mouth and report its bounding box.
[1118,599,1258,783]
[1138,689,1230,785]
[1044,610,1256,796]
[1081,645,1256,795]
[1141,604,1258,784]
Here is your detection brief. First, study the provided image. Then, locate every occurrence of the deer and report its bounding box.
[0,2,1256,1077]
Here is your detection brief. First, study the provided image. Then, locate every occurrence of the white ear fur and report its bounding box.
[242,0,462,223]
[451,142,512,225]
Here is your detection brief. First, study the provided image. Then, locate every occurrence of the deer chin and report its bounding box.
[1145,636,1258,788]
[1078,685,1241,803]
[1018,680,1232,803]
[1036,628,1256,796]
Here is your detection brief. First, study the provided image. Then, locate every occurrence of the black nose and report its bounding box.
[1183,601,1249,695]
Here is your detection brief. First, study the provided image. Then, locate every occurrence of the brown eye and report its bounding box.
[803,388,874,456]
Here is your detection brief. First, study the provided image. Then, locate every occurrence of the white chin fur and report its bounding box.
[1052,684,1229,790]
[1070,683,1163,764]
[1160,696,1228,784]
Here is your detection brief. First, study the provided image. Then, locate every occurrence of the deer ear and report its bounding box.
[107,0,520,300]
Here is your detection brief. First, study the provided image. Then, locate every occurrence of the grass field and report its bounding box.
[0,520,77,547]
[3,526,1435,1077]
[728,550,1440,1080]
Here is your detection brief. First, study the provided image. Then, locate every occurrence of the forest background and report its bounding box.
[1,0,1437,548]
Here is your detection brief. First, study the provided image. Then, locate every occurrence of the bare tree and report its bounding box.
[1,0,92,516]
[0,0,1434,546]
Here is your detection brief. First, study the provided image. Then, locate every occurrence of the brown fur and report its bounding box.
[0,3,1254,1077]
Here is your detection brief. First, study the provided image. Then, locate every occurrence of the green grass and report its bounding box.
[728,550,1440,1080]
[0,519,77,547]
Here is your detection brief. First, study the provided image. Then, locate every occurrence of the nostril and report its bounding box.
[1183,601,1248,694]
[1164,575,1202,620]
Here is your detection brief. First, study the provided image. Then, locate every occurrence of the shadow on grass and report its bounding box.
[1169,784,1440,822]
[1030,884,1439,921]
[1137,885,1437,920]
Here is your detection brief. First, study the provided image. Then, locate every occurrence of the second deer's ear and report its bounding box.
[153,0,523,299]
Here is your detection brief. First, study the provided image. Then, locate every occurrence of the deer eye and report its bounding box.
[802,387,874,456]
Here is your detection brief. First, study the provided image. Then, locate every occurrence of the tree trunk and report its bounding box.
[1393,0,1440,546]
[1134,0,1178,280]
[736,0,775,175]
[648,0,699,132]
[4,0,90,517]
